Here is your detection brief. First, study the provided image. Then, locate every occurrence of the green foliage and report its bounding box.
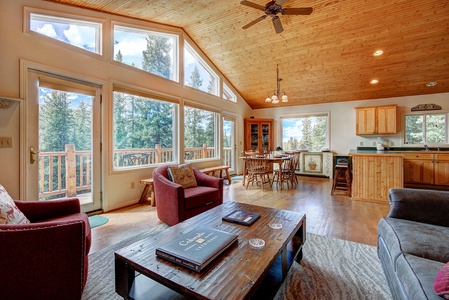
[188,65,203,89]
[142,35,172,79]
[405,113,446,144]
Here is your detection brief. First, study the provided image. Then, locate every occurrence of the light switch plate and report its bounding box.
[0,137,12,148]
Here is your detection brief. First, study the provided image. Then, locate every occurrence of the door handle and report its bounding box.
[30,146,37,164]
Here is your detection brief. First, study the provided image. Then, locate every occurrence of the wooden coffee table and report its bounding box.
[115,201,306,299]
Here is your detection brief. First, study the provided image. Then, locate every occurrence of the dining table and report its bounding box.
[241,155,292,189]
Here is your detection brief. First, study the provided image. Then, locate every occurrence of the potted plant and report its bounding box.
[308,157,317,170]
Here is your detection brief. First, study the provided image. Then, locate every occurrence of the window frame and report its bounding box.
[183,100,221,162]
[223,82,237,102]
[280,112,330,152]
[112,23,180,82]
[25,7,104,58]
[183,40,220,96]
[404,111,448,145]
[111,83,180,171]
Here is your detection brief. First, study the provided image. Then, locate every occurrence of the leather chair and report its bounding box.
[0,198,91,300]
[153,165,223,226]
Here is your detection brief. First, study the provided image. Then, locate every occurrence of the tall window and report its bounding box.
[405,113,447,144]
[113,25,178,81]
[29,12,102,54]
[184,105,218,161]
[281,114,329,151]
[113,89,177,168]
[223,83,237,102]
[184,41,219,96]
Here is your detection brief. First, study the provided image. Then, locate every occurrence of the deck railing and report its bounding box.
[38,144,233,200]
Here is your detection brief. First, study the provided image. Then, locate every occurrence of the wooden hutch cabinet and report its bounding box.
[244,118,274,152]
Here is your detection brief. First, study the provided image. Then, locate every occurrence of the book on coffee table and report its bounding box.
[156,227,238,272]
[222,209,261,226]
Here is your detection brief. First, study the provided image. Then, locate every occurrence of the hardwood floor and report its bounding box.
[89,176,390,254]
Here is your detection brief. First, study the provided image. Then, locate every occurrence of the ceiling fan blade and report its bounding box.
[275,0,287,5]
[242,15,267,29]
[240,0,265,10]
[283,7,313,15]
[272,16,284,34]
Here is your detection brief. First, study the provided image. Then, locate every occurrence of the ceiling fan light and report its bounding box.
[271,94,278,102]
[265,96,272,102]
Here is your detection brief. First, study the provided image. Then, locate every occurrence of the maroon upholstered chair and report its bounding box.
[153,165,224,226]
[0,198,91,300]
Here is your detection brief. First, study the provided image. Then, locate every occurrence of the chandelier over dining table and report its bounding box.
[265,64,288,104]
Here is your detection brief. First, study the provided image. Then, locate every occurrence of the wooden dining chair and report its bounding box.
[245,158,272,190]
[272,156,294,189]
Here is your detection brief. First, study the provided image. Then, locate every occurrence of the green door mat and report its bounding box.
[88,215,109,229]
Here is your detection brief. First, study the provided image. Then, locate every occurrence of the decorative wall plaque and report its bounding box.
[411,103,442,111]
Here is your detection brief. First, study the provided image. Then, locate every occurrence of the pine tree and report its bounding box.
[299,118,313,150]
[73,99,92,151]
[39,90,74,152]
[142,35,172,79]
[188,65,203,89]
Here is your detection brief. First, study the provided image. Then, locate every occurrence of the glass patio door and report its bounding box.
[26,70,102,212]
[223,115,236,174]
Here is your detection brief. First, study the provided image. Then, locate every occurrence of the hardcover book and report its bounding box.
[155,227,238,272]
[222,209,261,226]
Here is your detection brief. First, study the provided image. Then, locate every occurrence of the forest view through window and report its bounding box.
[184,106,218,161]
[405,113,447,144]
[282,115,328,151]
[113,91,176,167]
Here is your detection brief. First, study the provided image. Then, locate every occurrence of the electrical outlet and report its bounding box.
[359,142,363,146]
[373,142,376,146]
[0,137,12,148]
[391,142,394,146]
[131,182,135,189]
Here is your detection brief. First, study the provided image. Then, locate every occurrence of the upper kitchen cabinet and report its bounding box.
[355,105,397,135]
[244,118,273,152]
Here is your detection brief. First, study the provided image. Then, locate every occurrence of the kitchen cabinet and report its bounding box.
[403,152,449,186]
[355,105,397,135]
[244,118,273,152]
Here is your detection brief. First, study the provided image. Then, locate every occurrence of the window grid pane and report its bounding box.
[282,116,328,152]
[30,13,101,54]
[113,91,176,168]
[184,43,219,96]
[184,106,218,161]
[114,25,178,81]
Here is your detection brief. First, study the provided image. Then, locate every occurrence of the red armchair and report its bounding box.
[153,165,224,226]
[0,198,91,300]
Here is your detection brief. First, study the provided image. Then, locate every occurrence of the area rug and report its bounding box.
[82,229,391,300]
[88,215,109,229]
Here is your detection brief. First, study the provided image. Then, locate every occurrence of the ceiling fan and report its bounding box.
[241,0,313,34]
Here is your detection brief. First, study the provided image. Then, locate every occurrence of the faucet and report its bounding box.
[424,144,430,151]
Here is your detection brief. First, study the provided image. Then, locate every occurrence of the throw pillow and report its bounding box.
[434,262,449,299]
[0,184,30,225]
[167,164,197,188]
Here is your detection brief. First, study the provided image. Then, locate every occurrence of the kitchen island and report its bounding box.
[350,150,404,203]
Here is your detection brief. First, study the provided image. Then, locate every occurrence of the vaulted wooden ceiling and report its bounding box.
[46,0,449,109]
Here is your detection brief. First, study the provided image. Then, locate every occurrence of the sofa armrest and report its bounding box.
[388,188,449,227]
[14,198,81,223]
[193,169,224,203]
[0,220,87,299]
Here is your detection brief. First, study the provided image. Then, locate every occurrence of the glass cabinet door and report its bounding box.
[250,123,259,151]
[261,124,270,151]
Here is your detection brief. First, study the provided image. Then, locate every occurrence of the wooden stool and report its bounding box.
[331,163,351,196]
[139,178,156,206]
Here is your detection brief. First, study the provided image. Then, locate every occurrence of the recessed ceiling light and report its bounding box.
[370,79,379,84]
[373,50,384,56]
[426,81,437,87]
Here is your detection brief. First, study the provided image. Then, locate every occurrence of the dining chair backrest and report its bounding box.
[246,157,270,173]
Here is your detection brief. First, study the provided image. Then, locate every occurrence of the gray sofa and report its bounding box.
[378,188,449,300]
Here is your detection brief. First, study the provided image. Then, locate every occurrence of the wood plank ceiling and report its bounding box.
[46,0,449,109]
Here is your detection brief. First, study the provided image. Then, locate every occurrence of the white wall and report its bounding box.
[0,0,252,208]
[252,93,449,155]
